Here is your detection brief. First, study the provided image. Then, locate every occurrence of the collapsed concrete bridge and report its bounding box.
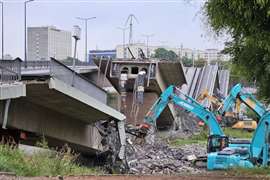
[183,65,230,107]
[95,59,230,132]
[0,58,126,158]
[94,58,187,130]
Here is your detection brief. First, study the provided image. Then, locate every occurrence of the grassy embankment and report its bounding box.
[224,167,270,177]
[170,127,254,147]
[170,128,270,176]
[0,139,102,177]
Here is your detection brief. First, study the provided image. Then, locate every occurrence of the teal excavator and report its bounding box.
[136,85,232,153]
[207,83,269,169]
[134,84,270,169]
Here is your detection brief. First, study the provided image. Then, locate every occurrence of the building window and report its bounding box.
[131,67,139,74]
[121,67,129,74]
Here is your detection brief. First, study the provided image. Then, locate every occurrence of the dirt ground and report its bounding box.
[1,174,269,180]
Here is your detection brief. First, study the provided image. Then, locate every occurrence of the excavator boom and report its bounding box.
[221,84,266,118]
[144,85,224,136]
[208,84,270,170]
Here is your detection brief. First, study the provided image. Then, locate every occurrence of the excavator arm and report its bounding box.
[222,84,270,165]
[221,84,266,118]
[141,85,229,154]
[144,85,224,136]
[197,89,223,110]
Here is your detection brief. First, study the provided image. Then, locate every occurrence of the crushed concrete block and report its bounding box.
[186,154,197,161]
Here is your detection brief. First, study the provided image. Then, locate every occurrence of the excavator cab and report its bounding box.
[207,135,229,153]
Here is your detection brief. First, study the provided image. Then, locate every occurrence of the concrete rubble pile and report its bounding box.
[177,111,200,134]
[126,136,206,175]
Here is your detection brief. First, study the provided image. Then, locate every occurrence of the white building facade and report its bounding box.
[27,26,72,61]
[116,43,230,62]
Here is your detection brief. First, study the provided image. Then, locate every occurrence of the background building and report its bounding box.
[116,43,230,62]
[88,50,116,64]
[3,54,13,60]
[116,43,149,59]
[27,26,72,61]
[204,49,220,62]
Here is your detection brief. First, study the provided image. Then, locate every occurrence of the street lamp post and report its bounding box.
[117,27,128,59]
[24,0,34,67]
[72,25,81,69]
[0,1,3,60]
[142,34,154,58]
[192,49,195,67]
[72,25,81,86]
[76,17,96,62]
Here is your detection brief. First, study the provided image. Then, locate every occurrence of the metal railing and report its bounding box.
[0,58,21,83]
[0,58,106,103]
[22,60,92,72]
[50,58,107,103]
[61,61,92,67]
[23,61,50,71]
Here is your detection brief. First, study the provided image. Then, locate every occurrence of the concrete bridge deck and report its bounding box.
[94,59,187,130]
[183,65,230,108]
[0,58,126,156]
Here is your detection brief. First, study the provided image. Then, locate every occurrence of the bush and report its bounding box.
[0,142,101,177]
[169,129,208,147]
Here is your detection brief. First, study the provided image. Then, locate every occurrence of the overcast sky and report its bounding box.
[2,0,227,60]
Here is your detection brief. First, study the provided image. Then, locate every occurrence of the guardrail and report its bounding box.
[61,61,92,67]
[50,58,107,103]
[0,58,106,102]
[0,58,21,83]
[22,61,50,71]
[22,60,92,72]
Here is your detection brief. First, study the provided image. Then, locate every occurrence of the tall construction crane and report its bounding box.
[125,14,139,45]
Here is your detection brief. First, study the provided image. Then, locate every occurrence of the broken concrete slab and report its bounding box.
[94,59,187,130]
[0,82,26,100]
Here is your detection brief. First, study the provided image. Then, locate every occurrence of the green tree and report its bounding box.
[195,59,207,67]
[182,56,193,67]
[168,50,178,60]
[153,48,178,61]
[204,0,270,101]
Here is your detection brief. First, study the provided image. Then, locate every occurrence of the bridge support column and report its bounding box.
[2,98,10,129]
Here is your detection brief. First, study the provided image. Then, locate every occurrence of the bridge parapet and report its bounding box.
[22,61,50,72]
[0,58,21,83]
[50,58,107,103]
[0,58,105,103]
[22,60,93,72]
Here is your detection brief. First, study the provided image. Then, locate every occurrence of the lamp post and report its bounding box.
[24,0,34,67]
[76,17,96,62]
[71,25,81,86]
[192,49,195,67]
[142,34,154,58]
[0,1,3,60]
[117,26,128,58]
[72,25,81,69]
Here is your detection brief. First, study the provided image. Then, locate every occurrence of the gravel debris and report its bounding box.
[125,135,207,175]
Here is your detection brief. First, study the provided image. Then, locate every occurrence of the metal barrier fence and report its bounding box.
[22,60,92,72]
[23,61,50,71]
[50,58,107,103]
[61,61,92,67]
[0,58,106,103]
[0,58,21,83]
